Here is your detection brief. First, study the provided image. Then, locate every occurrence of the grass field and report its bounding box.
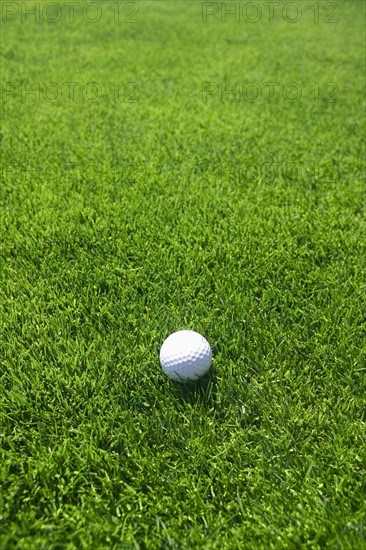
[1,0,365,548]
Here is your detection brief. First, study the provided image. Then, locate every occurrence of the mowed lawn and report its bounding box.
[1,1,365,548]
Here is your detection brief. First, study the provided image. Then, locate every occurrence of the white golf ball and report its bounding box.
[159,330,212,382]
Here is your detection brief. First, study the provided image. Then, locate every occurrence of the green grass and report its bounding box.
[1,0,365,548]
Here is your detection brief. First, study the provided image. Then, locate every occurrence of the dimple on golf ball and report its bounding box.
[159,330,212,382]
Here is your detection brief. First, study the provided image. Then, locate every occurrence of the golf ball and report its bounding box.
[159,330,212,382]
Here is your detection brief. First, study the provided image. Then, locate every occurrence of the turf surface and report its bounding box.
[1,0,365,548]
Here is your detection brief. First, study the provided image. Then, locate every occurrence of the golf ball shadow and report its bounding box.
[167,366,217,408]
